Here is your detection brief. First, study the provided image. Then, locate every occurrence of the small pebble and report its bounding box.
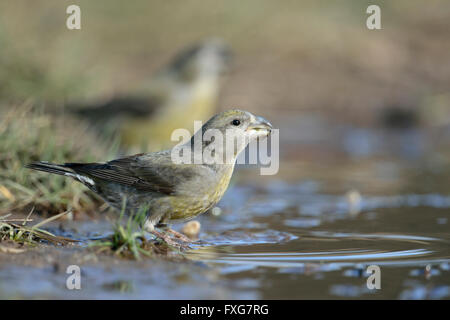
[425,264,432,279]
[346,189,362,216]
[181,220,201,239]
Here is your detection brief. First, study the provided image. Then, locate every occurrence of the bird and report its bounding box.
[26,109,272,246]
[71,38,232,151]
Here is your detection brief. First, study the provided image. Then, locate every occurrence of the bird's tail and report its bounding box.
[25,161,74,177]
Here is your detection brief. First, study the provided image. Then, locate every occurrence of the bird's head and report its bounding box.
[188,109,273,163]
[170,38,232,82]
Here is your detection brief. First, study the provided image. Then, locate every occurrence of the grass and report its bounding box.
[0,202,180,260]
[0,104,119,215]
[0,106,181,259]
[0,208,78,248]
[90,201,173,260]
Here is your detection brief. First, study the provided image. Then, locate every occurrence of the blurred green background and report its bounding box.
[1,0,449,123]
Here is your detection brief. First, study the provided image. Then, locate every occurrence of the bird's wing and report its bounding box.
[64,153,197,195]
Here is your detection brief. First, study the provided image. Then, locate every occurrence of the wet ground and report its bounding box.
[1,114,449,299]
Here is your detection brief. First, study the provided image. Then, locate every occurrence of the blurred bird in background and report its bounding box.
[71,38,232,152]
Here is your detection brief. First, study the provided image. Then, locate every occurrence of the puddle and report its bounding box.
[1,121,450,299]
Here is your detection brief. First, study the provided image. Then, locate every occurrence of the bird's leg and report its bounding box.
[167,228,194,243]
[146,222,190,248]
[150,229,187,248]
[156,222,194,243]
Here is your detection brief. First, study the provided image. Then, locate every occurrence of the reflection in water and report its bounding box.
[1,123,450,299]
[188,234,439,269]
[184,150,450,299]
[197,230,298,247]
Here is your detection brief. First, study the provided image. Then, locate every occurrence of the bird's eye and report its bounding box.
[231,119,241,126]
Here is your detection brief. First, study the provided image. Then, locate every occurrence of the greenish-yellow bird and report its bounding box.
[72,39,232,152]
[26,109,272,245]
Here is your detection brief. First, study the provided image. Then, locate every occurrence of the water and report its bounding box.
[1,118,449,299]
[183,177,450,299]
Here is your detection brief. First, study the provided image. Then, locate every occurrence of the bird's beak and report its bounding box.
[247,116,273,135]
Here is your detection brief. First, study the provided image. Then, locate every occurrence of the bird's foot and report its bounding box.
[167,228,195,243]
[150,230,191,249]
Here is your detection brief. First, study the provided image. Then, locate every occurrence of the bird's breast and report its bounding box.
[167,164,234,222]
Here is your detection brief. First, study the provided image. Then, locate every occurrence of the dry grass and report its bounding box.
[0,209,78,247]
[0,104,118,215]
